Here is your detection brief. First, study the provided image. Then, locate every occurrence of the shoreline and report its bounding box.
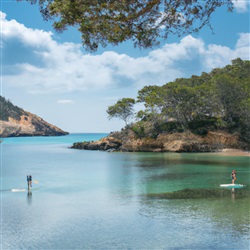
[213,149,250,156]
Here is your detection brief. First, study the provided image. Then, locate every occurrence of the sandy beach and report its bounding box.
[214,149,250,156]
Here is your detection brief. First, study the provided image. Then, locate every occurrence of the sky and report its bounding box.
[0,1,249,133]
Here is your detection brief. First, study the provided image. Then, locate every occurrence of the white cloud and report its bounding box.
[57,100,74,104]
[201,33,250,70]
[233,0,250,13]
[235,32,250,48]
[1,12,53,48]
[1,12,250,95]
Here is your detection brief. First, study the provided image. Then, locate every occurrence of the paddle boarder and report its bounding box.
[231,170,236,184]
[27,175,32,190]
[29,175,32,187]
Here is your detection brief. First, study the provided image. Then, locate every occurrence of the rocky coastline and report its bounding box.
[0,112,68,137]
[71,130,249,153]
[0,96,68,137]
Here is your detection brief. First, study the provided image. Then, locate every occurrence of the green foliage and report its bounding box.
[107,98,135,125]
[211,62,250,142]
[24,0,233,51]
[0,96,24,121]
[188,117,222,135]
[155,121,184,134]
[131,122,146,139]
[121,59,250,143]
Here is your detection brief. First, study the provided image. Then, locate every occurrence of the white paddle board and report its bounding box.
[11,189,27,192]
[220,184,244,188]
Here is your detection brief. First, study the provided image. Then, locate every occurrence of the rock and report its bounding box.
[71,130,248,153]
[0,96,68,137]
[147,188,250,199]
[0,113,68,137]
[71,137,122,151]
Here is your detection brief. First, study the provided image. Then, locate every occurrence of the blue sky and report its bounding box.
[1,1,250,133]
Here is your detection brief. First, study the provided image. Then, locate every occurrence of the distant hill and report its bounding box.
[0,96,69,137]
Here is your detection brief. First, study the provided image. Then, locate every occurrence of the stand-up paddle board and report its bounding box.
[220,184,245,188]
[11,189,27,192]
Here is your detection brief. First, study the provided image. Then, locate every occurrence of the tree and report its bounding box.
[137,85,168,126]
[137,85,162,113]
[107,98,135,125]
[23,0,233,51]
[213,74,250,135]
[107,59,249,143]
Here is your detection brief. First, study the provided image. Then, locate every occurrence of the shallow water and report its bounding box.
[1,134,249,249]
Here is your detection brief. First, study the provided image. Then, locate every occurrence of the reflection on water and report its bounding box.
[27,191,32,205]
[138,195,250,249]
[1,136,250,249]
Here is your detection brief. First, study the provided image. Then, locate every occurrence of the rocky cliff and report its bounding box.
[0,96,68,137]
[71,130,248,152]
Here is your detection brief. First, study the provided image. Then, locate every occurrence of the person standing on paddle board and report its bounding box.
[27,175,30,189]
[29,175,32,187]
[231,170,236,184]
[27,175,32,189]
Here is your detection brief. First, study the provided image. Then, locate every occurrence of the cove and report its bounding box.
[1,134,249,249]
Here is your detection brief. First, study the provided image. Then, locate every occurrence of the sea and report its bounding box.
[1,133,249,249]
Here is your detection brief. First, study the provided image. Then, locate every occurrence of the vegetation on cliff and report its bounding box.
[108,59,250,146]
[0,96,24,121]
[72,59,249,152]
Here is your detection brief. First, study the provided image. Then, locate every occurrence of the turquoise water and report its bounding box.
[1,134,249,249]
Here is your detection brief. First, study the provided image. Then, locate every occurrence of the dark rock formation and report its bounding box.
[72,136,122,151]
[147,188,250,199]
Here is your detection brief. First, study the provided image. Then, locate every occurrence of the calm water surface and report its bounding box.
[1,134,249,249]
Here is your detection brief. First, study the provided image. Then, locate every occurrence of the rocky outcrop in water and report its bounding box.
[72,136,122,151]
[71,130,247,152]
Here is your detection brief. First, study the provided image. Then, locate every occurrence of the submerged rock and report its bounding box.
[147,188,250,199]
